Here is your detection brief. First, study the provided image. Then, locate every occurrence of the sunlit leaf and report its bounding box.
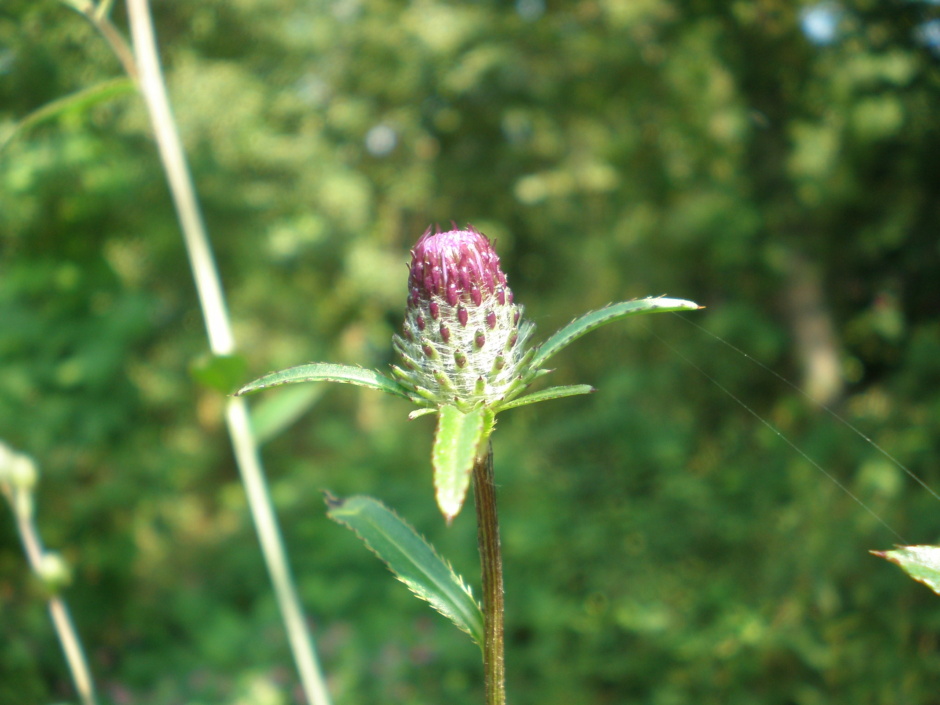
[872,545,940,596]
[495,384,595,412]
[432,405,492,522]
[235,362,413,400]
[530,297,701,370]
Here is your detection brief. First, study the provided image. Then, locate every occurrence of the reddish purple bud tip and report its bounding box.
[407,226,507,306]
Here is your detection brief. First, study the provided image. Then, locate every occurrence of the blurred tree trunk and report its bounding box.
[781,248,844,406]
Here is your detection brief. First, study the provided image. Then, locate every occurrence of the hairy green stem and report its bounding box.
[122,1,332,703]
[472,442,506,705]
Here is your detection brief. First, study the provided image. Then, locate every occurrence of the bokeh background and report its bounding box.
[3,0,940,703]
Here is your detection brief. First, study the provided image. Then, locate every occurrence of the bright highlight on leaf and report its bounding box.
[530,297,702,370]
[872,545,940,596]
[326,493,484,646]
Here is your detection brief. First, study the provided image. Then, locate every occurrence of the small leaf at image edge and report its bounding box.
[872,545,940,596]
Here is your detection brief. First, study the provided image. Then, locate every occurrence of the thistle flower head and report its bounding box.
[392,226,534,411]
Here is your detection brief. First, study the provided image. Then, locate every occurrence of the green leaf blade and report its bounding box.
[496,384,595,412]
[433,405,490,522]
[326,493,484,646]
[531,297,701,370]
[872,545,940,595]
[235,362,412,400]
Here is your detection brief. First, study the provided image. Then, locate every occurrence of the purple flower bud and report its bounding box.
[392,225,535,410]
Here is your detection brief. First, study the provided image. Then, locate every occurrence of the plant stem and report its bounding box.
[4,484,98,705]
[472,442,506,705]
[122,2,332,703]
[64,1,139,81]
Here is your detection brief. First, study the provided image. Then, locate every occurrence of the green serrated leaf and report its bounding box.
[530,297,701,371]
[872,545,940,596]
[235,362,412,399]
[326,493,484,646]
[433,405,491,522]
[495,384,595,412]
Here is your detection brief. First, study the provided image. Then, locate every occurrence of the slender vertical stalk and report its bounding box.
[46,597,96,705]
[4,482,97,705]
[472,442,506,705]
[122,2,332,703]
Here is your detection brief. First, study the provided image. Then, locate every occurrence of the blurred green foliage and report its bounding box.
[2,0,940,703]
